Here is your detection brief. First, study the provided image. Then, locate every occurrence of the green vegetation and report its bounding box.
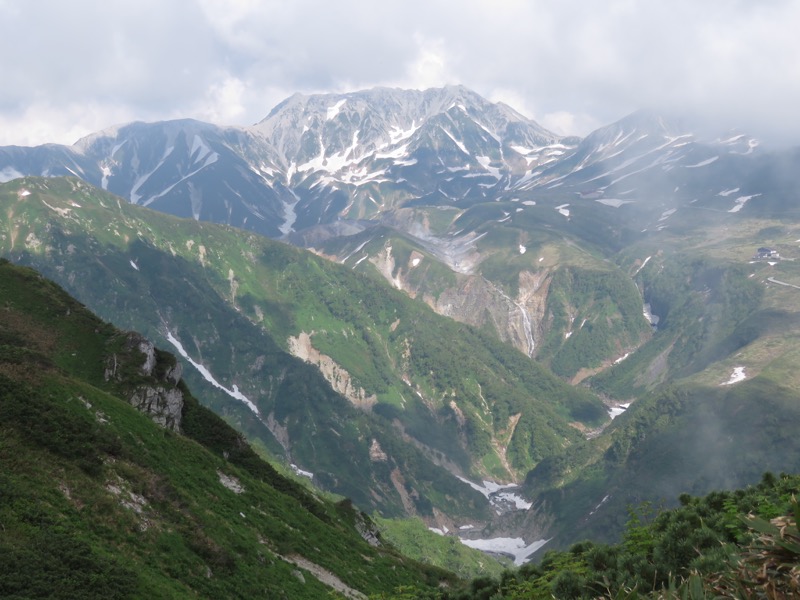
[0,258,458,598]
[0,177,608,522]
[374,517,509,579]
[371,474,800,599]
[540,267,650,379]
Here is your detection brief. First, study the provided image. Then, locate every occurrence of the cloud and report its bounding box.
[1,0,799,145]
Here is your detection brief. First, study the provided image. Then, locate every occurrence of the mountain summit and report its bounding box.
[0,86,571,238]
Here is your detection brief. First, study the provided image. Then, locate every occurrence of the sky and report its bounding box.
[1,0,799,147]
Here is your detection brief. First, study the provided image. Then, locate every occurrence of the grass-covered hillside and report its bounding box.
[0,176,605,529]
[518,215,800,550]
[314,201,652,377]
[0,258,460,598]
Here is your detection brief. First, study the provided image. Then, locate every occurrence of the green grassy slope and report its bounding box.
[0,176,605,524]
[0,259,456,598]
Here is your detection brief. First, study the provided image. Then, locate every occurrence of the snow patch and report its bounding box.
[279,196,299,236]
[589,495,610,515]
[595,198,633,208]
[326,99,346,120]
[291,464,314,479]
[456,477,531,511]
[728,194,761,213]
[460,537,549,566]
[165,331,259,415]
[722,366,746,385]
[129,260,139,271]
[519,245,526,254]
[388,122,420,144]
[608,403,630,420]
[685,156,719,168]
[633,256,652,276]
[476,155,502,179]
[555,204,570,217]
[718,187,740,197]
[440,127,469,155]
[658,208,676,221]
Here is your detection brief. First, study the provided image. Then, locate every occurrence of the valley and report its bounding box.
[2,85,800,583]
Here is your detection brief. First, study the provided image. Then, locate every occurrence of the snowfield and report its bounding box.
[460,537,549,566]
[722,366,747,385]
[165,331,260,415]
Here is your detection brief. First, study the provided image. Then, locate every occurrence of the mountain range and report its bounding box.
[2,85,800,562]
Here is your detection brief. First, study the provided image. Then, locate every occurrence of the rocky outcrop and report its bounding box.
[105,332,184,431]
[426,269,552,358]
[287,332,377,409]
[127,385,183,431]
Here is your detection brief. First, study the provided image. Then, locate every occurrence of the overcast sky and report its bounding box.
[1,0,798,146]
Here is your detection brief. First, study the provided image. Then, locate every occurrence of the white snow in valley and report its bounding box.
[595,198,633,208]
[190,135,218,164]
[728,194,761,213]
[494,491,533,510]
[290,464,314,479]
[643,303,660,327]
[476,155,502,179]
[608,403,631,420]
[429,528,445,536]
[459,525,474,530]
[394,158,417,167]
[387,122,420,144]
[589,495,610,515]
[352,255,368,268]
[509,144,535,155]
[375,143,410,160]
[718,187,740,197]
[658,208,676,221]
[165,331,260,415]
[555,204,570,217]
[633,256,652,276]
[685,156,719,168]
[456,477,532,510]
[613,353,630,365]
[519,245,527,254]
[129,260,139,271]
[722,366,747,385]
[411,257,421,267]
[19,189,31,197]
[460,537,549,566]
[326,99,346,120]
[440,127,470,155]
[279,194,299,236]
[522,200,536,206]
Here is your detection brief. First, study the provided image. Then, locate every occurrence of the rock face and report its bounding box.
[105,332,184,431]
[287,331,377,409]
